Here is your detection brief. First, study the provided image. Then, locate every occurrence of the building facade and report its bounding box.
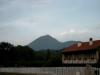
[62,38,100,65]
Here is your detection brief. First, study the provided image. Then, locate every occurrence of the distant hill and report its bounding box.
[28,35,79,50]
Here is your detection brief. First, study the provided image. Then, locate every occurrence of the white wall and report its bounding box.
[0,67,99,75]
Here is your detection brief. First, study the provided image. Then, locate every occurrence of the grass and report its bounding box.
[0,72,36,75]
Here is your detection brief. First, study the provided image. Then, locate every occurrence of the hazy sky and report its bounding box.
[0,0,100,45]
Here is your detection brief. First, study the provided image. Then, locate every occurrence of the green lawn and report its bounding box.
[0,72,36,75]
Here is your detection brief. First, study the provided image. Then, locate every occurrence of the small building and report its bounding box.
[62,38,100,66]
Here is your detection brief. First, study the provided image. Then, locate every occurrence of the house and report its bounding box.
[62,38,100,65]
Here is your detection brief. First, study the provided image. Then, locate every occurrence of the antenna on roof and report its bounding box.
[89,38,93,46]
[89,38,93,41]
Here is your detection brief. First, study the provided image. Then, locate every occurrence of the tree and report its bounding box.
[13,45,35,66]
[0,42,14,66]
[0,42,63,67]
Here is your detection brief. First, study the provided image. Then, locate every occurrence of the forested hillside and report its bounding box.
[0,42,62,67]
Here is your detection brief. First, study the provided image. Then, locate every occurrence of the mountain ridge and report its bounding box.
[28,35,80,50]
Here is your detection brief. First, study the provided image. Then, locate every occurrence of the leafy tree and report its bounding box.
[0,42,14,66]
[0,42,63,67]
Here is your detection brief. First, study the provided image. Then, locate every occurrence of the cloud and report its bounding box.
[0,17,38,45]
[0,0,49,23]
[52,24,100,42]
[0,0,100,45]
[90,24,100,31]
[0,0,51,45]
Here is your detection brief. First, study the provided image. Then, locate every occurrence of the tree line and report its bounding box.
[0,42,62,67]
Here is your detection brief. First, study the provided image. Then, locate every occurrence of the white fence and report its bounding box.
[0,67,99,75]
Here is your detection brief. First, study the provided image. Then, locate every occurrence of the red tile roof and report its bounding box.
[63,40,100,52]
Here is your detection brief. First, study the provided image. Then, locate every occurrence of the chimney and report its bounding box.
[77,42,82,47]
[89,38,93,46]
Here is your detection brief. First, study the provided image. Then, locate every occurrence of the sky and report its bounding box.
[0,0,100,45]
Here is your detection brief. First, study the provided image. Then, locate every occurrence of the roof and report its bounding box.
[63,40,100,52]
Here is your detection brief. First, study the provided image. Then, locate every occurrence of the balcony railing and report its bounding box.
[63,59,97,64]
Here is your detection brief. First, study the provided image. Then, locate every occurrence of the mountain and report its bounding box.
[28,35,79,50]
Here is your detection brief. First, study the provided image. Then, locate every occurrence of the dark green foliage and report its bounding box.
[0,42,62,67]
[0,42,14,66]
